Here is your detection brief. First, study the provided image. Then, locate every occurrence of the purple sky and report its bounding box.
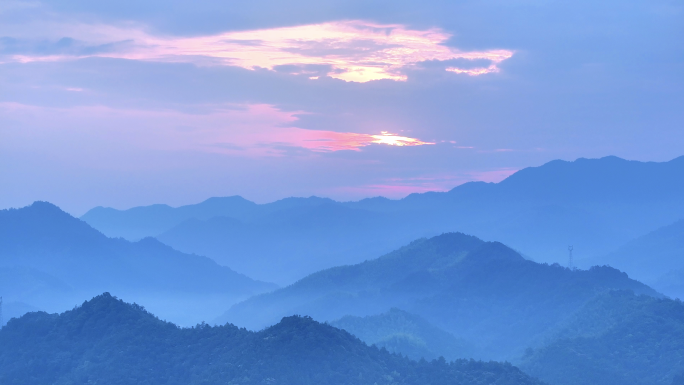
[1,0,682,215]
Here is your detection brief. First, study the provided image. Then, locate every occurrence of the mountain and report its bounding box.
[156,203,428,284]
[583,218,684,297]
[653,269,684,301]
[0,293,544,385]
[331,308,479,361]
[0,266,72,301]
[84,197,433,285]
[520,290,684,385]
[1,301,38,327]
[383,155,684,261]
[217,233,659,360]
[0,202,276,325]
[80,195,334,240]
[81,156,684,284]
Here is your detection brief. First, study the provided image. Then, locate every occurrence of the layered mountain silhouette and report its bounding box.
[81,195,336,240]
[0,293,543,385]
[520,290,684,385]
[217,233,659,360]
[81,156,684,284]
[156,203,420,284]
[331,308,479,361]
[0,202,276,325]
[85,197,430,284]
[583,218,684,298]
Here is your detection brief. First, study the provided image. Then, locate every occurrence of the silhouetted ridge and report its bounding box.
[0,201,108,252]
[0,294,544,385]
[261,315,362,350]
[587,217,684,297]
[463,241,526,264]
[67,292,166,329]
[478,156,684,202]
[0,202,276,325]
[220,232,658,360]
[81,156,684,284]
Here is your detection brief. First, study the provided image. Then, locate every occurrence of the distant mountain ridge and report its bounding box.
[217,233,659,360]
[583,218,684,292]
[81,195,335,240]
[156,202,415,283]
[0,293,544,385]
[0,202,276,325]
[520,290,684,385]
[80,156,684,284]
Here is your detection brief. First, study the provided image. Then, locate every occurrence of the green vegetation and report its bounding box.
[222,233,658,359]
[331,308,479,361]
[0,293,543,385]
[520,291,684,385]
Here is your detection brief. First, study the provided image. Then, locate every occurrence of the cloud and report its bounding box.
[0,102,433,156]
[3,20,514,82]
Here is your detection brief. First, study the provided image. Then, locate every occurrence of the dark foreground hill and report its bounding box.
[0,293,544,385]
[219,233,659,360]
[520,291,684,385]
[0,202,275,325]
[82,156,684,284]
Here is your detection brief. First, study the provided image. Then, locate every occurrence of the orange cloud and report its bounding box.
[7,21,514,82]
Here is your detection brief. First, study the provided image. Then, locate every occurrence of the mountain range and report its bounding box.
[520,290,684,385]
[0,293,543,385]
[0,202,276,326]
[217,233,659,360]
[583,218,684,299]
[330,308,479,361]
[81,156,684,284]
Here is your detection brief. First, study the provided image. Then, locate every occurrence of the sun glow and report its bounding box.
[0,103,434,155]
[370,131,435,146]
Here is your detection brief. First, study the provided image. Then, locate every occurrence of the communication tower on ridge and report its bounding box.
[568,246,574,270]
[0,296,3,329]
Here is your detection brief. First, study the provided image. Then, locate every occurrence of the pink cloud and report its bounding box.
[6,20,514,82]
[0,103,432,157]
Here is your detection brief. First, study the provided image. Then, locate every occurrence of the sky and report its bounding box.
[1,0,682,215]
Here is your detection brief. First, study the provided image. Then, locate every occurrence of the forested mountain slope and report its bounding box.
[520,291,684,385]
[0,293,544,385]
[218,233,658,360]
[0,202,276,325]
[331,308,479,361]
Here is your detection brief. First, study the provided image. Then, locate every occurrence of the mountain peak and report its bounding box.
[67,292,165,326]
[28,200,64,211]
[0,201,105,245]
[466,241,526,264]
